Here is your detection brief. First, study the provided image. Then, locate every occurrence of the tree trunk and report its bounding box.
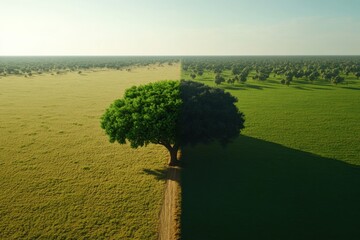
[161,142,180,166]
[169,147,179,166]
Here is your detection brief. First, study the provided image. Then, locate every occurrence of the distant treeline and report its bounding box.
[0,56,180,76]
[1,56,360,85]
[182,56,360,85]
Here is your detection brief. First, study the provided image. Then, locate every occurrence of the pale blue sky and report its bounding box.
[0,0,359,55]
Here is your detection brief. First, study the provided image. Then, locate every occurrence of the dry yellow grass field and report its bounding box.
[0,64,180,239]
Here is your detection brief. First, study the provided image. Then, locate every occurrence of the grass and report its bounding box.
[0,64,180,239]
[183,70,360,165]
[181,70,360,239]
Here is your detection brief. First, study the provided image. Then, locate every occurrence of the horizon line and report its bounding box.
[1,54,360,57]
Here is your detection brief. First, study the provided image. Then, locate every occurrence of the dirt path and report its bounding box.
[158,166,181,240]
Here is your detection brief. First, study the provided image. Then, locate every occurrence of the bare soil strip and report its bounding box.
[158,166,181,240]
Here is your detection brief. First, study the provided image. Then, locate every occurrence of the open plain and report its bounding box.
[0,64,180,239]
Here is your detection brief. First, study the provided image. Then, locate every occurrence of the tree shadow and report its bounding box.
[143,166,181,182]
[244,84,266,90]
[221,83,275,91]
[305,86,334,90]
[181,136,360,240]
[341,86,360,90]
[292,86,312,91]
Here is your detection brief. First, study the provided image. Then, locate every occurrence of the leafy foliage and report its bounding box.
[214,73,225,85]
[101,80,245,164]
[178,80,245,146]
[101,81,181,148]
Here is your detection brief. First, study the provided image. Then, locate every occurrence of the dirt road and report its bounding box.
[158,166,181,240]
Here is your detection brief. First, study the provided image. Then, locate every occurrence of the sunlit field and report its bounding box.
[0,64,180,239]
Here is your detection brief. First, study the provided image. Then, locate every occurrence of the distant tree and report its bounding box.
[256,71,269,81]
[332,68,340,76]
[190,73,196,79]
[322,72,333,81]
[304,69,312,79]
[332,76,345,85]
[284,71,294,81]
[239,72,247,83]
[294,70,304,79]
[231,66,241,75]
[285,71,293,82]
[308,72,317,82]
[214,74,225,85]
[101,80,245,166]
[227,78,235,84]
[78,71,82,74]
[355,72,360,79]
[233,75,239,82]
[214,67,223,74]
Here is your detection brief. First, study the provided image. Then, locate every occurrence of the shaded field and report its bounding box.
[181,70,360,239]
[0,65,180,239]
[181,136,360,240]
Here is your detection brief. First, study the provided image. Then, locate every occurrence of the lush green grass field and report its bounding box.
[181,70,360,239]
[0,65,180,239]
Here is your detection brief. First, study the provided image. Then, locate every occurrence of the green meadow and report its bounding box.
[181,70,360,239]
[0,65,180,239]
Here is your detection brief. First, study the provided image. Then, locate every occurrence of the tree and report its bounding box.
[190,73,196,79]
[101,81,181,165]
[294,70,304,79]
[355,72,360,79]
[214,74,225,85]
[332,75,344,85]
[285,71,293,82]
[231,66,241,75]
[255,71,269,81]
[101,80,245,166]
[322,71,334,81]
[178,80,245,148]
[239,72,247,83]
[308,72,317,82]
[227,78,235,84]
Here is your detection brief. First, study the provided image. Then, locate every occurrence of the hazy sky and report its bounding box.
[1,0,359,55]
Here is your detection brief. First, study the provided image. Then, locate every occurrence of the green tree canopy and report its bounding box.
[214,74,225,85]
[178,80,244,146]
[101,80,245,165]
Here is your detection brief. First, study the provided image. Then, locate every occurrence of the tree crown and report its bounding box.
[101,80,181,148]
[101,80,245,151]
